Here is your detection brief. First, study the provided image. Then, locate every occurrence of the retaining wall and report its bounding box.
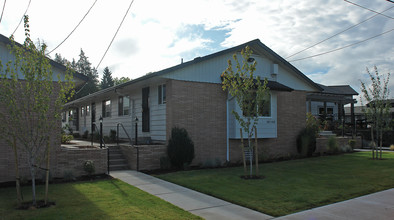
[119,144,166,171]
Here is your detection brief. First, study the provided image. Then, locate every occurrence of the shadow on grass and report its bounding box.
[0,181,111,220]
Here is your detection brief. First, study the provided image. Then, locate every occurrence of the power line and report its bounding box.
[288,28,394,62]
[96,0,134,70]
[344,0,394,19]
[11,0,31,36]
[286,5,394,59]
[0,0,6,24]
[47,0,98,55]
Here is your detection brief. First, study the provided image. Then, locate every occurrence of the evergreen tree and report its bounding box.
[74,49,99,98]
[54,53,68,65]
[101,66,114,89]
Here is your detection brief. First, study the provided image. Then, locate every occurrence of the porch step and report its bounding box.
[107,146,129,171]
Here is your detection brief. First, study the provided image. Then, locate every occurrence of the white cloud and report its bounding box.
[0,0,392,99]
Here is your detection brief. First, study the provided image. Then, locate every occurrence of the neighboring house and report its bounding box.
[345,99,394,126]
[64,39,326,165]
[0,33,96,182]
[307,84,358,123]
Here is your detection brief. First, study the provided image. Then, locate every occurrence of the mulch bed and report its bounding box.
[17,200,56,210]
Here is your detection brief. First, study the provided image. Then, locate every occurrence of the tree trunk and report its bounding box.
[12,137,22,206]
[240,129,246,176]
[44,142,50,205]
[29,156,37,206]
[370,125,375,160]
[248,135,252,177]
[254,127,259,176]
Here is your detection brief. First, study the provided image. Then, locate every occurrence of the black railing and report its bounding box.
[92,123,105,148]
[116,122,133,145]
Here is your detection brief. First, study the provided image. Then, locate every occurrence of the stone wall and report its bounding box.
[316,136,362,154]
[119,145,166,171]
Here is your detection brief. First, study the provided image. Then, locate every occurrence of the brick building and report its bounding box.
[63,39,328,166]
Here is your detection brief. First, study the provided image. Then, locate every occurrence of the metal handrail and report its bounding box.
[117,122,133,145]
[92,123,106,147]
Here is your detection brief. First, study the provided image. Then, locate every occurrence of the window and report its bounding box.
[118,96,130,116]
[102,100,111,118]
[242,92,271,117]
[86,105,90,116]
[81,106,85,116]
[158,84,166,104]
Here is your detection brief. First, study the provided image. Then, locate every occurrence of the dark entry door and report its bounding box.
[91,103,96,132]
[142,87,150,132]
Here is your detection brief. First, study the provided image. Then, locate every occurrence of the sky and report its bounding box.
[0,0,393,103]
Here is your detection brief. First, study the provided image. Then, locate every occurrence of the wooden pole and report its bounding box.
[240,128,246,176]
[254,127,258,176]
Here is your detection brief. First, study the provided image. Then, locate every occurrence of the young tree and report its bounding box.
[0,16,74,206]
[360,66,390,160]
[221,46,269,177]
[100,66,114,89]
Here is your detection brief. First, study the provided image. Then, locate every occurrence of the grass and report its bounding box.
[0,179,201,220]
[157,151,394,217]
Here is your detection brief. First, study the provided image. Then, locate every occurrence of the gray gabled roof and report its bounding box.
[65,39,322,105]
[0,33,88,82]
[317,84,358,96]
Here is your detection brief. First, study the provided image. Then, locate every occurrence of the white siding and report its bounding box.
[73,82,167,142]
[228,92,278,139]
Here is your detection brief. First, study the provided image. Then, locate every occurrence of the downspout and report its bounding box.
[227,97,229,162]
[226,94,235,162]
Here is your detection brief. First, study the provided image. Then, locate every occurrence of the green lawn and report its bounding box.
[0,179,201,220]
[157,151,394,217]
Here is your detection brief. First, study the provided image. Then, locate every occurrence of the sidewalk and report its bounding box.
[275,188,394,220]
[110,170,273,220]
[111,170,394,220]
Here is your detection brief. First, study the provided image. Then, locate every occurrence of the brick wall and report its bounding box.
[166,80,228,165]
[229,90,307,162]
[55,147,108,177]
[119,145,166,170]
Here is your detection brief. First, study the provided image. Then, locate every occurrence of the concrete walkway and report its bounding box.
[111,170,394,220]
[110,170,272,220]
[275,188,394,220]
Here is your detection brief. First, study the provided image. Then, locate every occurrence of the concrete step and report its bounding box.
[109,159,127,165]
[109,153,124,160]
[109,164,129,171]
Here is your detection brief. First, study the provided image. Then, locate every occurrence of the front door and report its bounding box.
[142,87,150,132]
[91,103,96,132]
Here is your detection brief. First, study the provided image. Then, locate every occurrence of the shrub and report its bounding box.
[160,156,172,170]
[109,129,117,142]
[61,134,73,144]
[82,130,89,139]
[167,127,195,169]
[296,128,316,157]
[348,139,356,149]
[83,160,95,176]
[328,136,339,154]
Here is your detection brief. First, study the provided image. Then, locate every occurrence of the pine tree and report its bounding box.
[101,67,114,89]
[74,49,99,98]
